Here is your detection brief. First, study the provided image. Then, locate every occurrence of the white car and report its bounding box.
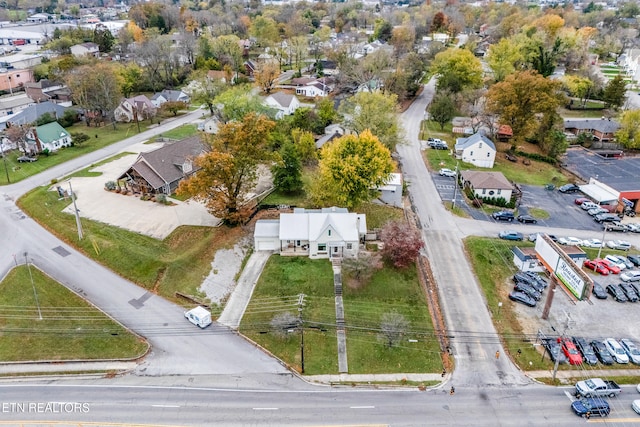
[606,240,632,251]
[580,238,604,248]
[604,338,629,364]
[621,270,640,282]
[620,339,640,364]
[633,399,640,415]
[581,202,599,211]
[627,223,640,233]
[439,168,456,177]
[558,237,583,246]
[588,207,608,216]
[604,255,627,270]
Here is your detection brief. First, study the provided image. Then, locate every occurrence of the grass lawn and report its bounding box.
[17,186,243,311]
[465,236,558,371]
[423,148,566,186]
[68,152,136,178]
[420,120,453,141]
[0,265,148,361]
[356,203,404,229]
[0,122,147,186]
[240,256,440,375]
[527,207,550,219]
[240,256,337,374]
[159,124,199,140]
[559,108,607,119]
[261,190,309,207]
[343,264,442,374]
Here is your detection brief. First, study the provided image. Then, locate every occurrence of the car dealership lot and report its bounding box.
[512,266,640,354]
[563,146,640,191]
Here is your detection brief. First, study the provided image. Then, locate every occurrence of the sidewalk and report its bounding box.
[0,361,137,377]
[217,251,272,329]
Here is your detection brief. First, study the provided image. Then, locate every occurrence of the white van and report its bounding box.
[184,306,212,328]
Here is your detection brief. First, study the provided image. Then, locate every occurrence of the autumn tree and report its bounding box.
[615,110,640,149]
[213,85,272,123]
[338,91,401,151]
[117,62,144,97]
[272,142,303,193]
[431,12,448,33]
[291,128,317,165]
[160,101,187,116]
[486,38,524,82]
[210,35,244,75]
[486,70,565,144]
[431,48,483,94]
[184,70,226,116]
[429,94,456,130]
[65,63,122,127]
[254,61,280,94]
[602,75,627,110]
[178,113,275,225]
[562,75,593,107]
[310,130,393,209]
[380,221,424,268]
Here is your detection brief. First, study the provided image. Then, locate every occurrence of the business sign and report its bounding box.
[535,234,592,300]
[555,258,586,299]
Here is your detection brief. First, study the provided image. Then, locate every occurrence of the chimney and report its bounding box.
[32,127,42,153]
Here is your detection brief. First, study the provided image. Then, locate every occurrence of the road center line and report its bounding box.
[253,407,279,410]
[350,405,375,409]
[151,404,181,408]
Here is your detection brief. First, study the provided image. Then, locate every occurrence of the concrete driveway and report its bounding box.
[61,141,220,240]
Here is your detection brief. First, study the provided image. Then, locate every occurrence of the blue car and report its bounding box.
[499,230,523,241]
[571,397,610,417]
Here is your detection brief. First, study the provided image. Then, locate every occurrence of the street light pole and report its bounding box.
[597,226,607,259]
[452,161,459,209]
[297,293,305,374]
[25,252,43,321]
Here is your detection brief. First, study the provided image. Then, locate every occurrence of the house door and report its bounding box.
[332,246,340,257]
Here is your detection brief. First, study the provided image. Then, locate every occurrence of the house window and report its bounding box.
[489,190,495,195]
[482,189,486,195]
[479,142,482,148]
[318,244,327,252]
[470,151,474,156]
[328,230,331,236]
[346,243,352,250]
[497,189,501,195]
[487,152,491,157]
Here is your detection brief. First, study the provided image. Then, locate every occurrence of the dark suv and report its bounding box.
[558,183,580,193]
[492,211,514,222]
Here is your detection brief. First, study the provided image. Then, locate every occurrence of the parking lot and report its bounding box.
[563,146,640,193]
[431,171,606,230]
[513,264,640,362]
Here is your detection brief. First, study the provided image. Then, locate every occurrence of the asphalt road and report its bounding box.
[0,110,288,377]
[2,381,639,426]
[397,80,527,388]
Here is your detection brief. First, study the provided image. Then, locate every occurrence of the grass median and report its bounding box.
[0,265,148,361]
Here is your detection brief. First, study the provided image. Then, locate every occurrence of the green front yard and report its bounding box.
[240,256,441,375]
[0,265,148,361]
[0,122,148,186]
[424,146,566,187]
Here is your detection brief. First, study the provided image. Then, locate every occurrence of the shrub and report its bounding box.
[156,194,167,204]
[105,181,116,190]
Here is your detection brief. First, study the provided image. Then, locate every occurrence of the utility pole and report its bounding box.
[597,226,607,259]
[25,252,42,320]
[297,293,306,374]
[0,142,9,183]
[69,181,83,240]
[452,161,459,209]
[552,312,573,382]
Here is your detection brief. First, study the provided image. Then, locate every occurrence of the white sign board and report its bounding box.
[534,234,590,300]
[555,258,586,299]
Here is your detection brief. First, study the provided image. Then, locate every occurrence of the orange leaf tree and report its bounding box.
[178,113,275,225]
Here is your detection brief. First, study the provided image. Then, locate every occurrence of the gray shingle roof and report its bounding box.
[563,119,620,134]
[460,170,512,190]
[118,136,207,190]
[454,132,496,151]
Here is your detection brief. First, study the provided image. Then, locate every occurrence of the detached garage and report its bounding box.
[254,220,280,251]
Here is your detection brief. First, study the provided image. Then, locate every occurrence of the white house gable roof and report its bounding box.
[279,213,310,240]
[455,133,496,151]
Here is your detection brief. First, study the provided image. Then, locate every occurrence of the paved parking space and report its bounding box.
[513,268,640,353]
[563,146,640,192]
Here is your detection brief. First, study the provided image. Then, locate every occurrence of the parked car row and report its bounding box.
[508,271,549,307]
[543,336,640,367]
[493,210,539,224]
[606,283,640,303]
[559,236,635,251]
